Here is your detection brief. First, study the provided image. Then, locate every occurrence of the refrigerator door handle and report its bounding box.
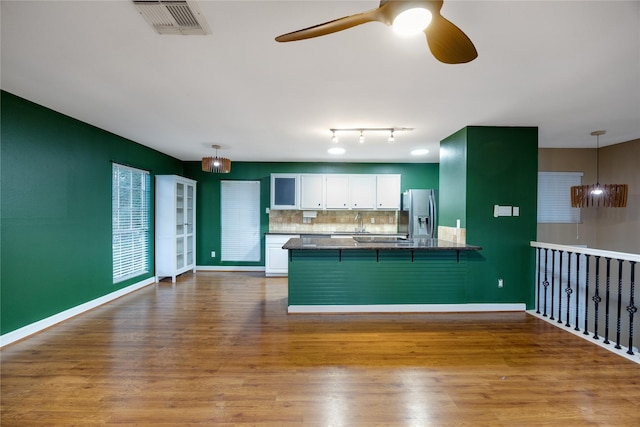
[429,194,436,237]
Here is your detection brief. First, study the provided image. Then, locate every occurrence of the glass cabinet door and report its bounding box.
[186,184,195,266]
[176,182,185,236]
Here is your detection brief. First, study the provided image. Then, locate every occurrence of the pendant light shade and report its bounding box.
[570,131,627,208]
[202,144,231,173]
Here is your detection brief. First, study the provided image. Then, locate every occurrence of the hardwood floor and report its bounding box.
[2,272,639,426]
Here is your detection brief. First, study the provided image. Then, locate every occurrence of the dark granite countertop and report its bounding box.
[265,231,407,237]
[282,237,482,251]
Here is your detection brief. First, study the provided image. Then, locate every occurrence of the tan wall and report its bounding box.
[537,148,598,247]
[595,139,640,253]
[538,139,639,253]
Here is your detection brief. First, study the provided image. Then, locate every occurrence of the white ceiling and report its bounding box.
[2,1,639,164]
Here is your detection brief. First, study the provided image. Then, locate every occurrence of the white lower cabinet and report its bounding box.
[265,234,298,277]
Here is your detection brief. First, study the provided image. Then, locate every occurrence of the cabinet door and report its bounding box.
[376,174,401,209]
[325,175,350,209]
[299,174,325,209]
[265,235,298,276]
[271,174,299,209]
[175,181,186,269]
[185,183,195,266]
[349,175,376,209]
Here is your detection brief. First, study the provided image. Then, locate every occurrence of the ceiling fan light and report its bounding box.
[392,8,432,36]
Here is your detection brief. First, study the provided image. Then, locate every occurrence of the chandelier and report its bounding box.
[202,144,231,173]
[570,131,627,208]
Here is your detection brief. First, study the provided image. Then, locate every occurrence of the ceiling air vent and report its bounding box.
[133,0,211,35]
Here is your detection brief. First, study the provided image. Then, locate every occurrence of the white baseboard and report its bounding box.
[0,277,156,348]
[288,303,526,314]
[196,266,265,272]
[527,310,640,364]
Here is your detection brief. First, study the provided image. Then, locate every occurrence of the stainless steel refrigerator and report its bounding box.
[398,189,436,239]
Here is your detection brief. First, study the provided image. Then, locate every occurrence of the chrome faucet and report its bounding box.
[354,212,364,232]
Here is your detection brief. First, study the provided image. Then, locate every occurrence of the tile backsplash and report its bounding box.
[438,226,466,244]
[269,210,398,234]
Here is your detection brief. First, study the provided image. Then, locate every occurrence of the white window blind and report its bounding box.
[221,180,260,262]
[112,164,150,283]
[537,172,582,223]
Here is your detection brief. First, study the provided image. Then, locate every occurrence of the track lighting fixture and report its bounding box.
[331,130,338,144]
[329,127,413,144]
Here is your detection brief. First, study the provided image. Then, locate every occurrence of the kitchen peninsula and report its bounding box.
[283,236,487,313]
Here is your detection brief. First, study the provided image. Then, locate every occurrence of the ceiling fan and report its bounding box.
[275,0,477,64]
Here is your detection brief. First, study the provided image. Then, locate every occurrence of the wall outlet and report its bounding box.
[211,251,216,258]
[371,218,375,224]
[498,278,504,288]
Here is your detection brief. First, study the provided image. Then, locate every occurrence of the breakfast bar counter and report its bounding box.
[283,237,485,313]
[283,236,481,251]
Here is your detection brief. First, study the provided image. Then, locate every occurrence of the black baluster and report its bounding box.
[574,254,580,331]
[592,256,602,340]
[582,254,598,335]
[550,249,556,321]
[536,247,542,314]
[604,258,612,344]
[615,260,623,350]
[565,252,573,328]
[558,250,564,324]
[626,261,637,356]
[543,248,549,317]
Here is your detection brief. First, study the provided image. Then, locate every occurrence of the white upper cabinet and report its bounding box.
[349,175,376,209]
[270,174,299,210]
[376,174,401,209]
[270,173,401,211]
[325,175,350,209]
[299,174,325,209]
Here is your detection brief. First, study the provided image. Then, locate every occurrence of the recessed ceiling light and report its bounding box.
[328,147,345,155]
[411,148,429,156]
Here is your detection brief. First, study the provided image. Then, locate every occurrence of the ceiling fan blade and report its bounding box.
[275,8,383,42]
[424,13,478,64]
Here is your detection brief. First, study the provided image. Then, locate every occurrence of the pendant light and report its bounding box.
[202,144,231,173]
[570,131,627,208]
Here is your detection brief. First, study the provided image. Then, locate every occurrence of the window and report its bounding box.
[537,172,582,223]
[112,163,151,283]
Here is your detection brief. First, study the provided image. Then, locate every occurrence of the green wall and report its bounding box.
[440,126,538,308]
[1,91,438,335]
[183,162,439,267]
[1,91,183,334]
[439,127,468,228]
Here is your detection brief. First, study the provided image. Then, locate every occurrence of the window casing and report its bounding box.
[112,164,151,283]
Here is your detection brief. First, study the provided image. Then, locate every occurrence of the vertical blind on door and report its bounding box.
[112,163,150,283]
[221,180,261,262]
